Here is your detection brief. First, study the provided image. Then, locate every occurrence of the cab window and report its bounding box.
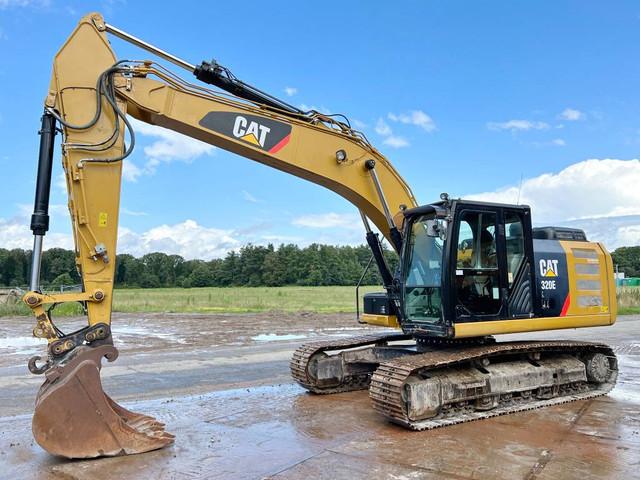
[454,211,501,317]
[402,215,445,323]
[505,213,525,285]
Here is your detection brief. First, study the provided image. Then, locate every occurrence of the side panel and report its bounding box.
[453,239,616,338]
[560,240,616,321]
[532,239,570,318]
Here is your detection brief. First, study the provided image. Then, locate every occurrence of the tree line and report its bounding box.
[0,244,398,289]
[1,244,638,289]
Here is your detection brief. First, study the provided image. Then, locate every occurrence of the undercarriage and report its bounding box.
[290,334,618,429]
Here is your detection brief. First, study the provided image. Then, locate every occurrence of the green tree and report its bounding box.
[187,263,213,287]
[262,250,286,286]
[50,273,75,288]
[139,272,161,288]
[612,246,640,277]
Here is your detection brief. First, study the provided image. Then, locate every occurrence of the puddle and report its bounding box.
[0,336,47,355]
[251,333,308,342]
[608,387,640,404]
[112,324,187,344]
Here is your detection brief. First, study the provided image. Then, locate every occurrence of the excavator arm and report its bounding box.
[23,13,417,458]
[27,13,418,336]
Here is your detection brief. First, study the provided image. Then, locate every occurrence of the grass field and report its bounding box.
[0,285,382,316]
[112,285,381,314]
[2,285,639,316]
[617,287,640,315]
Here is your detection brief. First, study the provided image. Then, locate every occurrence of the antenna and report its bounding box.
[516,173,524,205]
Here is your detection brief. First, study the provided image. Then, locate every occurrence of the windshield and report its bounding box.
[402,214,445,323]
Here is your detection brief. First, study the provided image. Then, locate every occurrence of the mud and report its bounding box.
[0,312,638,479]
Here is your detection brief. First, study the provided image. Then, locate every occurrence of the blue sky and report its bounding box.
[1,1,639,258]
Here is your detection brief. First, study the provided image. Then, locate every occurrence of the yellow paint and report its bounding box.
[240,133,260,146]
[23,12,418,337]
[559,240,616,324]
[361,313,400,328]
[454,314,613,338]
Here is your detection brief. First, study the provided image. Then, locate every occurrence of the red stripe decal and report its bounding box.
[269,134,291,154]
[560,294,571,317]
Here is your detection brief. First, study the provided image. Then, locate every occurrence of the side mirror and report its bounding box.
[425,219,447,240]
[425,220,439,237]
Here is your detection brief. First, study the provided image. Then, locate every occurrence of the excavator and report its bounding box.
[23,12,618,459]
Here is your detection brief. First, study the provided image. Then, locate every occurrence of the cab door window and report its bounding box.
[454,211,501,317]
[505,213,525,286]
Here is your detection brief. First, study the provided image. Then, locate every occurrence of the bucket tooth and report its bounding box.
[32,344,174,459]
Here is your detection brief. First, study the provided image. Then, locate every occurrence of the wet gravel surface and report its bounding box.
[0,312,638,479]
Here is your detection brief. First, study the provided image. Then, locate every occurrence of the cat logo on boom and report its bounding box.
[199,111,292,154]
[232,116,270,147]
[539,259,559,277]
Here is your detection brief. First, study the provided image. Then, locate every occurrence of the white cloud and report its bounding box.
[559,108,585,121]
[0,216,73,251]
[375,118,392,136]
[298,104,331,114]
[388,110,436,132]
[284,86,297,97]
[466,159,640,221]
[352,119,368,130]
[55,172,67,193]
[0,203,368,260]
[118,220,239,260]
[290,212,369,246]
[561,216,640,249]
[383,135,410,148]
[128,117,215,178]
[122,159,143,182]
[464,158,640,249]
[487,120,550,131]
[532,138,566,147]
[375,118,410,148]
[615,223,640,246]
[1,204,239,260]
[241,190,261,203]
[292,212,360,229]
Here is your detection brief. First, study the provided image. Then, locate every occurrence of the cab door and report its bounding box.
[449,205,534,322]
[502,208,535,318]
[450,207,504,321]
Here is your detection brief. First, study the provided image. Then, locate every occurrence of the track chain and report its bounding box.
[369,340,618,430]
[290,332,412,394]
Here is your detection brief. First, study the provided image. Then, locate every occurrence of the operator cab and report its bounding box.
[397,198,537,337]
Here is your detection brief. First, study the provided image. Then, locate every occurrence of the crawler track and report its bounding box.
[369,340,618,430]
[290,332,411,394]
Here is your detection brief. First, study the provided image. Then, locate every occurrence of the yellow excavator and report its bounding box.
[23,12,618,459]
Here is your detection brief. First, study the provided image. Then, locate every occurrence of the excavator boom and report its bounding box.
[24,12,417,458]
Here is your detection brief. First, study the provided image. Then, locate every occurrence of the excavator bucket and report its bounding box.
[32,344,174,458]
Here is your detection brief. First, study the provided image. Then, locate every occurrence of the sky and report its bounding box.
[1,0,639,259]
